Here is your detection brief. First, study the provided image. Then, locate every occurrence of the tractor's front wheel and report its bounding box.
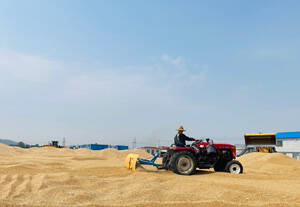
[170,151,196,175]
[225,160,243,174]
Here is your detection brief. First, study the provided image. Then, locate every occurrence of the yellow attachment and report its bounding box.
[256,146,274,153]
[244,133,276,146]
[125,154,139,171]
[244,133,276,136]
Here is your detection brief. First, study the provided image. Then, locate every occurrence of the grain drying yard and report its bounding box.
[0,143,299,207]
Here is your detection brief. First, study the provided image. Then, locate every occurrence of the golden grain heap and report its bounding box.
[0,143,299,207]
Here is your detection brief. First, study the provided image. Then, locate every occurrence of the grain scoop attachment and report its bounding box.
[125,154,163,170]
[125,153,139,170]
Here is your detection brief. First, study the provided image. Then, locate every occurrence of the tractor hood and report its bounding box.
[211,143,236,149]
[198,142,236,150]
[163,142,236,150]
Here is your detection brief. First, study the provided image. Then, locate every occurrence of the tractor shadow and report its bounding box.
[136,165,163,173]
[136,165,216,175]
[194,169,215,175]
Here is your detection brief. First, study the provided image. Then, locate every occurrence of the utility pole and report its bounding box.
[132,137,136,149]
[62,137,66,147]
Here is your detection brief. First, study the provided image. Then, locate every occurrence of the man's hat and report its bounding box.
[177,125,185,131]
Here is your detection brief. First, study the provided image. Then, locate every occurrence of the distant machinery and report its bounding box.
[44,140,64,148]
[140,146,165,157]
[237,133,276,157]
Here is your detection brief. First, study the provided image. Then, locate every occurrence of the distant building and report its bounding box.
[78,144,109,150]
[237,131,300,160]
[276,132,300,160]
[75,144,128,151]
[140,146,166,157]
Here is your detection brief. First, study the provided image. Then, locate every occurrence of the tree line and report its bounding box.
[10,142,40,148]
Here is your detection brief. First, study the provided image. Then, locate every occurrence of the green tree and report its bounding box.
[17,141,26,148]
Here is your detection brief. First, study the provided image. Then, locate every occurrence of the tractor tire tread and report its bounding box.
[170,150,196,175]
[225,160,243,174]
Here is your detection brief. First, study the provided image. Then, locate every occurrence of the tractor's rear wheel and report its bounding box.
[225,160,243,174]
[170,151,196,175]
[162,155,169,169]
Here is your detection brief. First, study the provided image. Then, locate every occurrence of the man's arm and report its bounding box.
[183,134,196,141]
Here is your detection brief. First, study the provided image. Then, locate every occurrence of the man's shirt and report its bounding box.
[174,133,195,147]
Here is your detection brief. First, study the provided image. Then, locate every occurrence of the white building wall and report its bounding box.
[276,138,300,153]
[275,138,300,160]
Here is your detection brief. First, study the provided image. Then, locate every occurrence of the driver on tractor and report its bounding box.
[174,126,199,151]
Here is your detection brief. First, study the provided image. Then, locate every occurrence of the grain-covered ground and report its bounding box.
[0,143,299,207]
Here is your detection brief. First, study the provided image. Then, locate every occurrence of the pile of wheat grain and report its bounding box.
[0,143,299,207]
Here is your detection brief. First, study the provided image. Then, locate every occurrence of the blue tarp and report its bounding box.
[276,132,300,139]
[110,145,129,150]
[77,144,129,150]
[115,145,129,150]
[90,144,108,150]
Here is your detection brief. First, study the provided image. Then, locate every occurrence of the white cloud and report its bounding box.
[0,50,206,95]
[0,50,60,82]
[0,50,208,108]
[61,58,207,103]
[63,71,149,101]
[0,50,208,145]
[161,54,183,66]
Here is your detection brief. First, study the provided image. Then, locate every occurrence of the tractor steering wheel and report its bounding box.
[192,139,202,145]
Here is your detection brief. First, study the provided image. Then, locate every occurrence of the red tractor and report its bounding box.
[161,139,243,175]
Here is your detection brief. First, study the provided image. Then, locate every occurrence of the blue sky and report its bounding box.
[0,0,300,146]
